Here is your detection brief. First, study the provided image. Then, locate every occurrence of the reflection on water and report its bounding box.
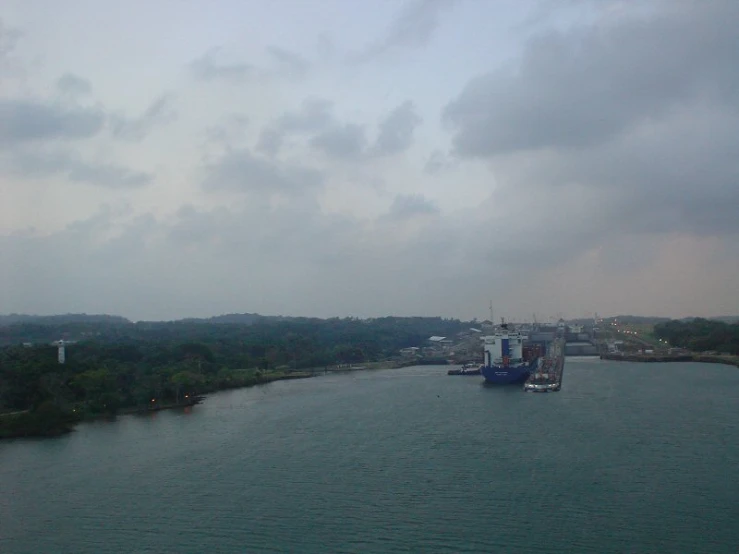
[1,362,738,554]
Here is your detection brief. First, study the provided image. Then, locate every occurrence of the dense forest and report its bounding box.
[0,315,468,437]
[654,318,739,355]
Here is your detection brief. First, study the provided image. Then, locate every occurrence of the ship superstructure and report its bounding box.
[480,321,540,384]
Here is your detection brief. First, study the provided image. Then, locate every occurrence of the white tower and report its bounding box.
[57,340,66,364]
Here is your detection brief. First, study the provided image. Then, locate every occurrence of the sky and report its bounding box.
[1,0,738,322]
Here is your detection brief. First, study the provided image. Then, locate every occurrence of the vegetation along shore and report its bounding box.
[2,314,738,438]
[0,315,466,438]
[599,318,739,367]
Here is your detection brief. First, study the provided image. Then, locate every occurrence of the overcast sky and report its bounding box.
[1,0,737,322]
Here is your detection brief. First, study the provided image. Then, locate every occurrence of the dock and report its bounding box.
[524,338,565,392]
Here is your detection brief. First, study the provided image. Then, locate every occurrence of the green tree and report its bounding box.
[170,370,203,404]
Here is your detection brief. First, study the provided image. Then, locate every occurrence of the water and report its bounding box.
[2,360,739,553]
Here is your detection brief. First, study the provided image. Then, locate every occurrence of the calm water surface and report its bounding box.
[2,360,739,553]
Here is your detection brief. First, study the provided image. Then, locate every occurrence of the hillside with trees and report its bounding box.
[0,313,131,327]
[0,315,467,437]
[653,318,739,355]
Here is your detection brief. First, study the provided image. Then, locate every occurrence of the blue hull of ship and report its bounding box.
[481,359,538,384]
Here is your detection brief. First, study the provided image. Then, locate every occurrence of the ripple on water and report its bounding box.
[1,362,739,553]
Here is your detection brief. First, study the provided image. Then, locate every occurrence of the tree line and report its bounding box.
[653,318,739,355]
[0,316,467,436]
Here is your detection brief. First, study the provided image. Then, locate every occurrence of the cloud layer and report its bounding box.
[1,1,738,320]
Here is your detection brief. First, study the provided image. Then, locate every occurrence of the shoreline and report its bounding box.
[0,371,317,440]
[600,353,739,367]
[90,371,318,419]
[3,363,458,440]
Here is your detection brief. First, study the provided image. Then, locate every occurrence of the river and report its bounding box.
[1,360,738,553]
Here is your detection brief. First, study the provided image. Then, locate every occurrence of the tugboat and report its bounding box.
[447,362,482,376]
[523,366,558,392]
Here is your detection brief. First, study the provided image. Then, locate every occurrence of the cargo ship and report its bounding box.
[481,321,541,384]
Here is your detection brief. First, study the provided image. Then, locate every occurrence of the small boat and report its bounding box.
[448,363,482,376]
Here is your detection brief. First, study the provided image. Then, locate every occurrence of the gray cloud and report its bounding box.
[275,97,334,133]
[3,183,736,320]
[266,46,310,79]
[166,200,353,261]
[202,148,323,194]
[386,193,439,219]
[445,2,739,157]
[316,33,335,62]
[7,148,152,188]
[168,204,224,245]
[0,19,24,84]
[191,45,311,86]
[3,2,738,321]
[351,0,458,63]
[206,114,250,145]
[257,98,335,156]
[0,209,170,317]
[0,99,104,143]
[310,123,367,160]
[0,201,370,319]
[443,0,739,248]
[255,127,284,157]
[66,161,152,188]
[0,89,174,148]
[57,73,92,96]
[371,100,422,156]
[0,18,21,61]
[424,150,458,174]
[189,49,256,83]
[109,94,177,141]
[259,98,420,161]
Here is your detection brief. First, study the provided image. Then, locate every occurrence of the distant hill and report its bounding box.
[705,316,739,324]
[0,314,131,327]
[570,315,739,325]
[0,312,273,326]
[176,313,267,325]
[0,312,296,345]
[606,315,672,324]
[568,315,672,325]
[0,313,468,351]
